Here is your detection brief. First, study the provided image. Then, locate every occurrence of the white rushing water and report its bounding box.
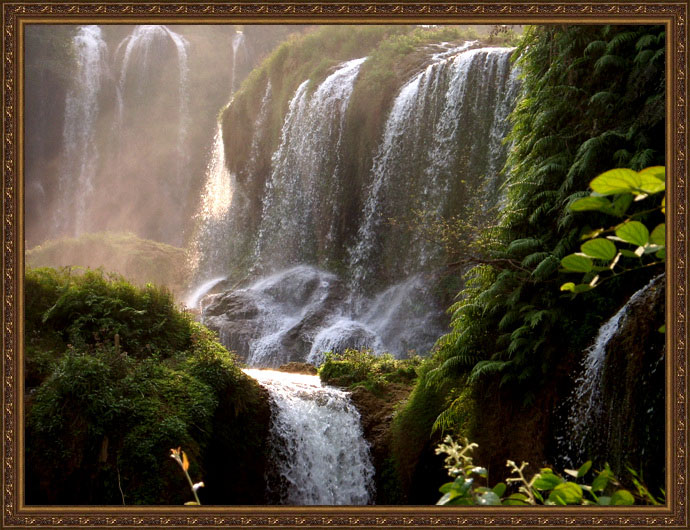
[253,57,367,268]
[230,31,247,93]
[202,265,443,367]
[558,275,663,466]
[199,44,520,366]
[117,25,191,228]
[349,44,519,293]
[184,276,227,311]
[55,25,110,236]
[243,369,374,505]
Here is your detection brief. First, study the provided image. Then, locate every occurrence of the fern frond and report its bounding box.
[531,255,559,280]
[583,39,606,57]
[594,54,626,73]
[606,31,638,53]
[635,33,656,51]
[469,359,506,382]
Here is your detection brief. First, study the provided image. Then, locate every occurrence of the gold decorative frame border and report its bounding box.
[3,2,688,528]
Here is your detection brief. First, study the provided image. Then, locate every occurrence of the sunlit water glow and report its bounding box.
[243,369,375,505]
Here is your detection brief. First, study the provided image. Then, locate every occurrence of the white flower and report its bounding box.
[192,482,205,492]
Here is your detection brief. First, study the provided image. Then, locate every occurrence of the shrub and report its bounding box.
[25,267,269,505]
[319,348,420,393]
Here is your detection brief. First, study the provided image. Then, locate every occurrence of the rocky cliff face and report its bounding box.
[347,384,413,504]
[598,274,665,488]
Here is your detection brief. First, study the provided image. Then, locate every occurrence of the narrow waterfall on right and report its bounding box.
[555,274,666,488]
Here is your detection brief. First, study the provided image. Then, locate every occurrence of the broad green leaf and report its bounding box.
[597,496,611,505]
[637,174,665,194]
[437,492,453,505]
[548,482,584,505]
[615,221,649,247]
[658,324,666,333]
[446,496,474,506]
[439,482,454,494]
[478,491,502,505]
[590,168,642,195]
[639,166,665,181]
[561,254,593,273]
[610,489,635,505]
[503,493,530,505]
[533,470,563,490]
[577,461,593,478]
[650,223,665,246]
[581,239,617,260]
[492,482,507,498]
[570,196,612,212]
[592,469,614,492]
[656,248,666,260]
[662,196,665,214]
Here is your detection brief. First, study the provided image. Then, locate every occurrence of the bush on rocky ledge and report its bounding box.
[25,267,270,505]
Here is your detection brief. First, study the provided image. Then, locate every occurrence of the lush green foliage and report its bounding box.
[435,437,652,506]
[432,25,666,405]
[25,267,269,505]
[319,348,420,394]
[560,166,665,293]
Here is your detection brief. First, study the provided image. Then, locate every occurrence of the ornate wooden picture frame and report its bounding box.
[4,1,687,528]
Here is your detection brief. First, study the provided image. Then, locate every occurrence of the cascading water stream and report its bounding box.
[230,31,247,93]
[55,25,110,236]
[187,123,235,280]
[199,43,521,366]
[557,275,664,467]
[243,369,375,505]
[118,25,191,152]
[253,57,367,269]
[349,45,519,294]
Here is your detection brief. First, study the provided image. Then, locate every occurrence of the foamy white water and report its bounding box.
[243,369,374,505]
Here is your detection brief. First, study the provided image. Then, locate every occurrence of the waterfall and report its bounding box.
[230,31,247,93]
[557,275,664,468]
[187,124,235,279]
[244,369,375,505]
[200,42,520,367]
[184,276,227,311]
[253,57,367,269]
[55,26,110,236]
[189,80,273,285]
[114,25,191,244]
[203,266,443,367]
[349,45,519,293]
